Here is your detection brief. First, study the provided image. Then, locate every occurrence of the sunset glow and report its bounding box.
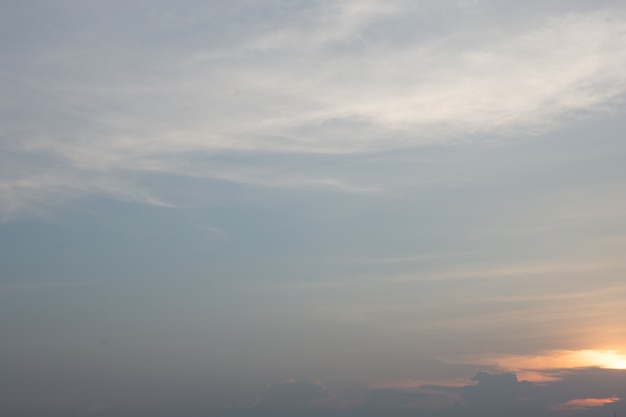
[455,349,626,377]
[552,397,621,411]
[577,350,626,370]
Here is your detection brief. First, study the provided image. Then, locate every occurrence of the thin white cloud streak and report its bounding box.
[195,223,230,239]
[248,0,401,51]
[264,253,626,360]
[2,3,626,217]
[0,281,95,293]
[344,252,473,265]
[0,170,176,222]
[400,260,626,283]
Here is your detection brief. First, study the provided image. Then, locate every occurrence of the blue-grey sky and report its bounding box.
[2,1,626,416]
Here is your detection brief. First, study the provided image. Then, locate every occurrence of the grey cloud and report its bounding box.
[255,380,333,415]
[225,370,626,417]
[222,379,334,417]
[350,388,452,417]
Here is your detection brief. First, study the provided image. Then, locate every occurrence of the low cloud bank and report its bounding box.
[223,369,626,417]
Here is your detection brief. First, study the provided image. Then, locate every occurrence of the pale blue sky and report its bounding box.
[2,1,626,416]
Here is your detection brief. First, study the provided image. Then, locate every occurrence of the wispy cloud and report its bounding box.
[552,397,620,411]
[2,2,626,218]
[0,281,95,293]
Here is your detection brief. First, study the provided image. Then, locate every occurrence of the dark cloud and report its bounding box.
[456,372,534,416]
[222,379,334,417]
[350,387,453,417]
[224,370,626,417]
[255,379,332,415]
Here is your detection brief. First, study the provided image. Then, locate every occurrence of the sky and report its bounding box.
[2,0,626,416]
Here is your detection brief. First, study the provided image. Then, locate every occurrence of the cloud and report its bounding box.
[224,379,335,417]
[260,380,333,409]
[3,1,626,218]
[0,281,95,293]
[352,387,459,417]
[248,0,400,51]
[226,370,626,417]
[0,396,112,417]
[552,397,620,412]
[202,6,626,153]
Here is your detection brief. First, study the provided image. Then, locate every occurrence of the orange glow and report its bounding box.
[490,349,626,369]
[552,397,620,411]
[574,350,626,369]
[449,349,626,381]
[513,370,562,383]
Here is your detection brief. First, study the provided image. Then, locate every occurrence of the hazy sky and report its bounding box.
[2,1,626,416]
